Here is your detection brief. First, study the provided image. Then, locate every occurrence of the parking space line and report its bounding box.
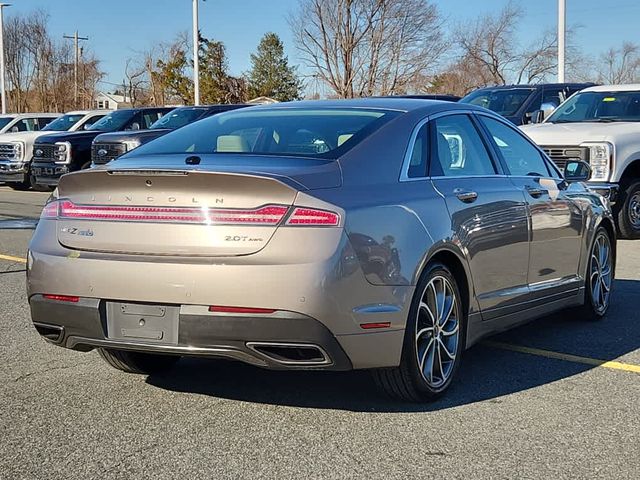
[0,253,27,264]
[484,340,640,374]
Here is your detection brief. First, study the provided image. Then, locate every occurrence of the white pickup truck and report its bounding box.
[0,110,108,190]
[521,84,640,239]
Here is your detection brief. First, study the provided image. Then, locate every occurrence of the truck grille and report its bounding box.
[0,143,18,160]
[92,143,127,165]
[541,145,589,171]
[33,144,57,163]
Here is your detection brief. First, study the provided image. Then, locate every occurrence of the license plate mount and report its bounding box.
[106,302,179,344]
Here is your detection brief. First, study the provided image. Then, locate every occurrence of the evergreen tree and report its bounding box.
[247,33,303,102]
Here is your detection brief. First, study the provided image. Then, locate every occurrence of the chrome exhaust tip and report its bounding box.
[246,342,332,366]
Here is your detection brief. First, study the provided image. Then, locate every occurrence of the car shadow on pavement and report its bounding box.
[146,279,640,412]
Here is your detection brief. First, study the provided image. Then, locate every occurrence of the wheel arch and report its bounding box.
[416,246,474,319]
[618,158,640,185]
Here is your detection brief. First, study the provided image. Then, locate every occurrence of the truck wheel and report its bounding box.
[616,181,640,239]
[98,348,179,374]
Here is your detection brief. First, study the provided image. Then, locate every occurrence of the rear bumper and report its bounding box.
[0,161,27,183]
[586,182,619,204]
[27,221,412,370]
[32,162,68,186]
[29,294,354,370]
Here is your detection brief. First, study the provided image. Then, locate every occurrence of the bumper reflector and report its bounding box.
[359,322,391,330]
[43,294,80,303]
[209,305,276,314]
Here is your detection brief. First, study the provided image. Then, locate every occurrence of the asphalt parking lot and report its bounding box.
[1,185,639,479]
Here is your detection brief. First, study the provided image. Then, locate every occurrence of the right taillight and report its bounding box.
[285,207,340,226]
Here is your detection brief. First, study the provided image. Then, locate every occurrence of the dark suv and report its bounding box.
[460,83,595,125]
[91,104,250,166]
[31,107,172,187]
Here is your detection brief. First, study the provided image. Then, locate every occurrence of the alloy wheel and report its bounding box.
[589,232,613,314]
[628,191,640,230]
[415,275,460,388]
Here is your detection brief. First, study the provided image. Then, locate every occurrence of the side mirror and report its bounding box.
[129,122,140,131]
[83,123,93,130]
[530,110,545,124]
[10,126,18,132]
[564,160,591,182]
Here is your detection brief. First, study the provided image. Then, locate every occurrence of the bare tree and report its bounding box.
[290,0,448,98]
[124,58,147,107]
[598,42,640,84]
[454,2,559,87]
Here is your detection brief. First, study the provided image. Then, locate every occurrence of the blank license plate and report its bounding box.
[106,302,179,344]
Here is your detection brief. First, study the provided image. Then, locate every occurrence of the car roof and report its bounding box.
[468,83,595,92]
[66,109,113,115]
[0,112,60,118]
[581,84,640,93]
[246,98,478,114]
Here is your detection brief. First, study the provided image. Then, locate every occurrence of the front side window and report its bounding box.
[547,90,640,123]
[479,116,551,177]
[16,118,39,131]
[430,115,496,177]
[127,108,399,160]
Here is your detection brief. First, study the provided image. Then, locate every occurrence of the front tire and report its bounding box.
[574,227,614,321]
[98,348,179,374]
[616,181,640,239]
[373,262,466,402]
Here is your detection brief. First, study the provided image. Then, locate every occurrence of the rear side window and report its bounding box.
[479,116,551,177]
[430,115,496,177]
[129,108,399,160]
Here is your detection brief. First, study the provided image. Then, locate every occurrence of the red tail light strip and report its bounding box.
[42,199,341,227]
[45,200,289,225]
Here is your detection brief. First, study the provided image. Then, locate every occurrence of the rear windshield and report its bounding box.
[150,107,205,130]
[129,108,399,159]
[461,88,534,116]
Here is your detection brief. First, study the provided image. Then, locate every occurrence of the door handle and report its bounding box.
[454,188,478,203]
[525,186,546,198]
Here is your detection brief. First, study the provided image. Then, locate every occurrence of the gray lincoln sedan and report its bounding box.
[27,99,615,401]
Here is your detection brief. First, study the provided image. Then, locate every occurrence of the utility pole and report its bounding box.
[558,0,566,82]
[0,4,10,114]
[192,0,200,105]
[63,31,88,108]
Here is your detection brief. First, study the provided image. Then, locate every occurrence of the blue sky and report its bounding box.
[9,0,640,91]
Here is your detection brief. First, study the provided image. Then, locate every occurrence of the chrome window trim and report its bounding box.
[399,109,507,182]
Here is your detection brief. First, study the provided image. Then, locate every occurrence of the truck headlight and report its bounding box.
[11,141,25,161]
[581,142,613,181]
[54,141,72,164]
[123,139,141,152]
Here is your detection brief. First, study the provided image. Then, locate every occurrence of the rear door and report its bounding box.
[428,113,530,317]
[476,114,584,294]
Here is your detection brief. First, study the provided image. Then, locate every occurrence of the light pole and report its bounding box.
[0,3,10,114]
[192,0,200,105]
[558,0,566,82]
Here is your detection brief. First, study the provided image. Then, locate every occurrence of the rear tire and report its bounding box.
[372,262,466,402]
[616,181,640,239]
[97,348,179,374]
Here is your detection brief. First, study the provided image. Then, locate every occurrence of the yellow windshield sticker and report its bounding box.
[602,97,616,102]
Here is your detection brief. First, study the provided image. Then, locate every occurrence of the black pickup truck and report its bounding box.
[31,107,172,187]
[91,104,250,166]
